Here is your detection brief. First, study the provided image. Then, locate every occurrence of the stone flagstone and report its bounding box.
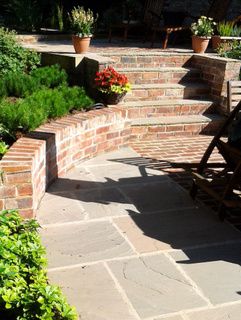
[113,207,241,253]
[108,254,207,318]
[40,221,135,268]
[48,264,138,320]
[185,302,241,320]
[171,242,241,305]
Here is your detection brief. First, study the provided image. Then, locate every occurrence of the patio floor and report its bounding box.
[37,138,241,320]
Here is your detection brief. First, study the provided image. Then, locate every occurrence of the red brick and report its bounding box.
[17,184,33,196]
[0,186,16,198]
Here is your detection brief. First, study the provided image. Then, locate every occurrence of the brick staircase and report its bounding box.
[102,52,224,140]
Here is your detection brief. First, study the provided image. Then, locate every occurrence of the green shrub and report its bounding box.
[30,64,68,88]
[3,72,39,97]
[0,28,40,75]
[218,41,241,60]
[0,209,78,319]
[0,66,68,98]
[0,141,8,158]
[0,86,94,136]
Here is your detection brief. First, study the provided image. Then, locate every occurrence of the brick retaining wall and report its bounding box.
[191,55,241,113]
[0,107,130,218]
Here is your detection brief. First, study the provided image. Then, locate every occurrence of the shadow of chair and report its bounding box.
[150,0,234,49]
[108,0,164,43]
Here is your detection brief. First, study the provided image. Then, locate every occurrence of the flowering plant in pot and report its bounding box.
[191,16,216,53]
[95,66,131,105]
[68,6,98,53]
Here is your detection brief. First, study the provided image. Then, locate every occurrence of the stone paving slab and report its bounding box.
[85,163,166,187]
[40,221,135,268]
[48,264,138,320]
[37,192,86,225]
[73,187,139,219]
[113,208,241,253]
[171,243,241,305]
[108,254,207,319]
[118,180,195,214]
[185,302,241,320]
[154,315,184,320]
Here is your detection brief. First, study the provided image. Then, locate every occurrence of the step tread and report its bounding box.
[116,67,199,73]
[122,99,214,107]
[131,114,224,126]
[130,82,209,89]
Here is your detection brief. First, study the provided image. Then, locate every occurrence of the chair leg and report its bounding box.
[190,181,198,200]
[163,30,171,49]
[123,26,128,42]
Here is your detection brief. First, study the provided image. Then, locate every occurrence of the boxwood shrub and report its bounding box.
[0,209,78,320]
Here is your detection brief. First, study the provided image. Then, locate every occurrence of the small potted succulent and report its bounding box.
[68,6,98,53]
[95,66,131,105]
[191,16,216,53]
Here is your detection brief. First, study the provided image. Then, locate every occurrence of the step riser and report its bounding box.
[125,104,215,119]
[130,120,225,141]
[125,87,210,101]
[123,71,200,84]
[108,55,192,68]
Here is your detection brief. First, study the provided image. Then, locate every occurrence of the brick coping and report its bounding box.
[0,107,130,218]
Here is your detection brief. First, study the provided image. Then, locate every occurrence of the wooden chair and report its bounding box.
[151,0,233,49]
[108,0,164,43]
[227,81,241,113]
[190,101,241,220]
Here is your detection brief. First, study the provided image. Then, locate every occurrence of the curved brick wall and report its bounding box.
[0,107,130,218]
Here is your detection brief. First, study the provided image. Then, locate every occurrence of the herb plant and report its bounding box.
[68,6,98,37]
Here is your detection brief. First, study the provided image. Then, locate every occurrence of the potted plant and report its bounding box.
[68,6,98,53]
[191,16,216,53]
[212,21,241,50]
[95,66,131,105]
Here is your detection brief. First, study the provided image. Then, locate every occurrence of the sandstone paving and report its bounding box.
[37,147,241,319]
[113,207,241,253]
[154,315,184,320]
[108,254,207,318]
[37,192,86,225]
[118,180,195,213]
[72,187,139,219]
[171,242,241,305]
[48,264,138,320]
[185,302,241,320]
[40,221,135,268]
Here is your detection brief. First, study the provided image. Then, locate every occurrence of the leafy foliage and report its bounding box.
[0,209,78,319]
[0,27,40,75]
[0,86,94,135]
[218,41,241,61]
[0,141,8,158]
[191,16,216,37]
[0,65,68,99]
[95,66,131,94]
[68,6,98,36]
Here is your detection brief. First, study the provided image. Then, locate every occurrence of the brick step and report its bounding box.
[116,67,201,84]
[103,52,193,68]
[124,82,210,101]
[130,114,225,140]
[120,99,216,118]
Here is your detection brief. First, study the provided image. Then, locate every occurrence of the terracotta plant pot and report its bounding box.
[212,35,221,50]
[192,35,210,54]
[72,35,91,53]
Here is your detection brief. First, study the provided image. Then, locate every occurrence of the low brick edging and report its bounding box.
[0,107,131,218]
